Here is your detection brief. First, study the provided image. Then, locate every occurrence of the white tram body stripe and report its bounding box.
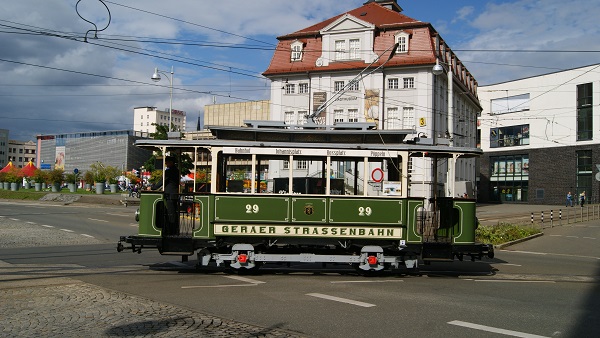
[214,224,402,239]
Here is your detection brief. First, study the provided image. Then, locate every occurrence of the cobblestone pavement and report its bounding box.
[1,281,305,338]
[0,213,306,337]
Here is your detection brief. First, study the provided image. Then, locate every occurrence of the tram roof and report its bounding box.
[136,124,482,158]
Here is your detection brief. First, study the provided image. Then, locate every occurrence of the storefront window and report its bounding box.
[490,124,529,148]
[490,154,529,202]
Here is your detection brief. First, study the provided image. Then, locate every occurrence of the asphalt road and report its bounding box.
[1,200,599,337]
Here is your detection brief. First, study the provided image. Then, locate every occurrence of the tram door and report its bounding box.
[158,194,196,254]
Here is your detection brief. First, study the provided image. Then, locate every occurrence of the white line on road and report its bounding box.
[80,234,94,238]
[448,320,549,338]
[9,218,19,221]
[498,263,522,267]
[306,293,376,308]
[224,275,266,284]
[503,249,599,260]
[107,213,130,217]
[26,221,36,224]
[88,218,109,222]
[472,280,555,283]
[583,237,596,240]
[330,280,404,284]
[181,284,258,289]
[60,228,74,233]
[41,224,54,228]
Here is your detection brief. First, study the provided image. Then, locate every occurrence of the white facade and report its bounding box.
[265,8,481,201]
[477,64,600,204]
[133,106,186,134]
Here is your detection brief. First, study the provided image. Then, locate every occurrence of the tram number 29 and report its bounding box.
[358,206,372,216]
[246,204,260,214]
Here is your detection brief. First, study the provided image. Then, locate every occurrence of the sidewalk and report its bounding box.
[477,203,598,226]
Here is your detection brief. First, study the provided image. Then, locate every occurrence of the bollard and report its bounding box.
[559,209,562,226]
[551,210,553,227]
[531,212,533,224]
[541,211,544,227]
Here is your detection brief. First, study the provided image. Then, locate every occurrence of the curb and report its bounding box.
[494,232,544,249]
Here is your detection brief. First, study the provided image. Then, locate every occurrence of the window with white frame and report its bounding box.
[386,107,400,129]
[349,39,360,59]
[402,107,415,129]
[348,109,358,122]
[299,83,309,94]
[335,40,346,60]
[284,84,295,94]
[284,111,295,125]
[298,111,308,124]
[283,160,289,169]
[334,109,345,123]
[388,78,399,89]
[348,80,359,91]
[296,160,308,170]
[395,32,409,53]
[403,77,414,89]
[291,41,303,61]
[334,81,345,92]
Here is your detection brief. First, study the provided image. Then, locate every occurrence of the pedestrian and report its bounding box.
[580,191,585,207]
[566,191,573,207]
[149,156,180,235]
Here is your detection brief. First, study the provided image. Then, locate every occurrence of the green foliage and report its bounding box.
[83,171,94,184]
[31,169,47,183]
[103,165,122,184]
[47,168,64,184]
[65,172,80,183]
[476,223,541,245]
[149,169,162,185]
[0,171,6,182]
[89,162,107,183]
[4,167,23,183]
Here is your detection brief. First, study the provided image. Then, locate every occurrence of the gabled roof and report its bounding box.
[263,1,435,77]
[282,2,422,39]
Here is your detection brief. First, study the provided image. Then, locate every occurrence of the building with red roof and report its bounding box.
[262,0,481,198]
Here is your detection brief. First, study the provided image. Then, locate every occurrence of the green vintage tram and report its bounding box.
[117,121,493,272]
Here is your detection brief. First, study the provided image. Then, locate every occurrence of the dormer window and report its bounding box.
[291,40,303,61]
[395,31,409,54]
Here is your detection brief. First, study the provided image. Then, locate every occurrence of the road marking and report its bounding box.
[448,320,549,337]
[107,213,130,217]
[181,284,258,289]
[330,280,404,284]
[80,234,94,238]
[549,235,562,237]
[224,275,266,284]
[88,218,109,222]
[130,224,138,227]
[9,218,20,221]
[502,249,599,260]
[498,263,522,267]
[503,250,547,255]
[26,221,36,224]
[472,280,555,284]
[566,236,578,238]
[306,293,376,308]
[60,228,74,233]
[41,224,54,228]
[583,237,596,240]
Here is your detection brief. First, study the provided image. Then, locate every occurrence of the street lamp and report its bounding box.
[151,66,174,132]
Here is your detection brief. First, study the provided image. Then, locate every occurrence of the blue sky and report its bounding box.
[0,0,598,141]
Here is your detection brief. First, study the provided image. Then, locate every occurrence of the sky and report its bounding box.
[0,0,598,141]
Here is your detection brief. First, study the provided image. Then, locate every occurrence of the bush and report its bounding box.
[31,169,47,183]
[476,223,541,245]
[47,168,64,184]
[4,167,24,183]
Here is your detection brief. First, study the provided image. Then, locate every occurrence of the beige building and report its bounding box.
[186,100,270,140]
[7,140,36,168]
[133,106,186,134]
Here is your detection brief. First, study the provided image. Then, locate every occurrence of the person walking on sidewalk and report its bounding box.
[566,191,573,207]
[580,191,586,207]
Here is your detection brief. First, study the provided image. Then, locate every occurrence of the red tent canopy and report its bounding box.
[19,161,37,177]
[0,161,14,173]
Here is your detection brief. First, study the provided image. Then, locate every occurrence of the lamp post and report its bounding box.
[433,58,456,198]
[151,66,174,132]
